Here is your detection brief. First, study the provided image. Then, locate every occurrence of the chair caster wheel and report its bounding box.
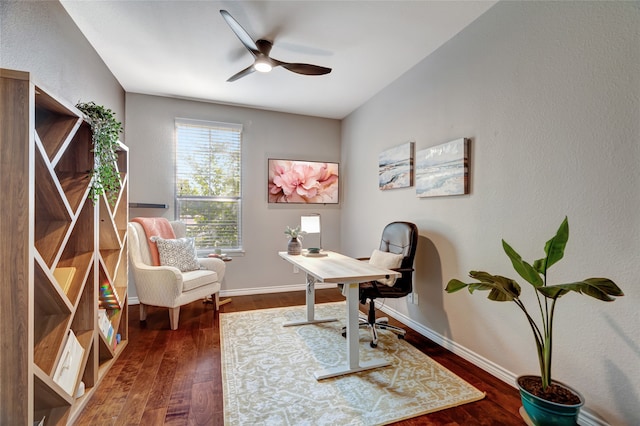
[342,332,347,338]
[370,341,377,348]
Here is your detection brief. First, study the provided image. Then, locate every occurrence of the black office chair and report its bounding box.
[343,221,418,348]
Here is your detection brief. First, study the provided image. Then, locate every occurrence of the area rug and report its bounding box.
[220,302,485,425]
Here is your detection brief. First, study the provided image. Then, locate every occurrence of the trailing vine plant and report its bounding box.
[76,101,123,205]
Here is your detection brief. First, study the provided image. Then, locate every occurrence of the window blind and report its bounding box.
[175,118,242,251]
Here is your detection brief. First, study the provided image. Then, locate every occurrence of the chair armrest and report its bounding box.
[130,263,185,305]
[198,257,226,282]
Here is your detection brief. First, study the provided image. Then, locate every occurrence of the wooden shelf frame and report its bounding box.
[1,68,129,425]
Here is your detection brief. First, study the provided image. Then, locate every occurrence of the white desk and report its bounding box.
[279,251,400,380]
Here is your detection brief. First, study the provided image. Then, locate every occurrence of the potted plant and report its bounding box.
[284,225,306,255]
[76,101,123,205]
[445,217,623,425]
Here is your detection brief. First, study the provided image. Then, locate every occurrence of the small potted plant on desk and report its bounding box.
[284,225,306,255]
[446,217,623,425]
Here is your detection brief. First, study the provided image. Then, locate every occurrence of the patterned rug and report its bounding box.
[220,302,484,425]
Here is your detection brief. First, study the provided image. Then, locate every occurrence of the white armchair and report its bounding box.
[128,221,226,330]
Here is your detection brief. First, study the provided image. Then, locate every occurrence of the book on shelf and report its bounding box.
[52,329,84,396]
[107,325,114,343]
[53,267,76,294]
[98,309,109,333]
[98,309,115,343]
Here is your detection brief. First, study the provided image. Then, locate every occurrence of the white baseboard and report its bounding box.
[374,301,516,385]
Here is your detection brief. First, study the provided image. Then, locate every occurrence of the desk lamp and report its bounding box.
[300,214,321,251]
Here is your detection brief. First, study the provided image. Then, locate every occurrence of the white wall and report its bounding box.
[341,1,639,424]
[0,1,125,126]
[125,93,341,297]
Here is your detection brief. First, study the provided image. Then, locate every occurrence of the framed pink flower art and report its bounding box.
[268,159,339,204]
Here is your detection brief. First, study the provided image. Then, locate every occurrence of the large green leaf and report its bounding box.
[487,286,515,301]
[534,217,569,274]
[589,278,625,296]
[468,271,521,300]
[537,278,623,301]
[503,240,543,287]
[469,270,502,283]
[446,273,521,302]
[535,286,569,300]
[445,279,468,293]
[468,282,497,292]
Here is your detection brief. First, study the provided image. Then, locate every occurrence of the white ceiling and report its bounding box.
[60,1,496,120]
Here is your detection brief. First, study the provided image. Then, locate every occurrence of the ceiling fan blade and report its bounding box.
[227,65,256,82]
[220,10,258,54]
[276,61,332,76]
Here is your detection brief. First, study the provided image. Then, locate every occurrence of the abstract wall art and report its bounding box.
[416,138,469,198]
[378,141,414,190]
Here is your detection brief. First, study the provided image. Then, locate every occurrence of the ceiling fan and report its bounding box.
[220,9,332,82]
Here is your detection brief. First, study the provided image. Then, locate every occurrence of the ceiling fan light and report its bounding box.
[254,59,273,73]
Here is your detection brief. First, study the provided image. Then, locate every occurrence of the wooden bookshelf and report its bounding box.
[0,68,129,425]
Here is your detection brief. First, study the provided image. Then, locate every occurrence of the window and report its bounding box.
[175,118,242,251]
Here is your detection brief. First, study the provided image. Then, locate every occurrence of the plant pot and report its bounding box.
[517,375,584,426]
[287,237,302,255]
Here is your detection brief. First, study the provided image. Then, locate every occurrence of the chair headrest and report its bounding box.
[379,222,418,267]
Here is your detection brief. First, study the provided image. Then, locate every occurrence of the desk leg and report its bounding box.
[314,282,390,380]
[346,282,360,369]
[283,274,337,327]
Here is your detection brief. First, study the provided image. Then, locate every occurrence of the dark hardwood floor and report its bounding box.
[74,289,525,425]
